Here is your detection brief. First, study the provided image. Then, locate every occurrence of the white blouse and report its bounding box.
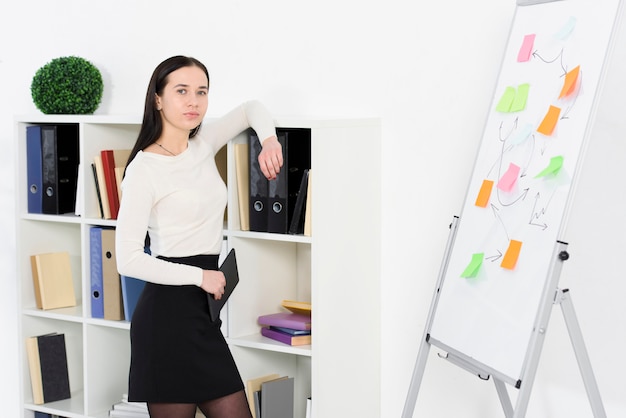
[115,100,275,286]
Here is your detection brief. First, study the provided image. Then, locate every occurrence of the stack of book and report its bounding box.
[245,374,295,418]
[109,394,149,418]
[258,301,312,346]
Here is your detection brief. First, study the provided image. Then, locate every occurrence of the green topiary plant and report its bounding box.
[31,56,103,114]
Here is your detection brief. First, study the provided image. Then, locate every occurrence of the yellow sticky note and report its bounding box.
[559,65,580,99]
[501,240,523,270]
[535,155,564,178]
[475,179,494,208]
[461,253,484,278]
[537,105,561,136]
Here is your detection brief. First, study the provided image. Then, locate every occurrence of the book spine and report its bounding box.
[40,125,79,214]
[248,133,268,232]
[29,255,44,309]
[40,126,59,214]
[101,150,120,219]
[91,163,104,218]
[93,155,112,219]
[267,131,289,233]
[101,228,124,320]
[26,126,43,214]
[257,314,312,330]
[261,326,294,345]
[26,337,44,404]
[269,325,311,336]
[90,227,104,318]
[262,326,311,346]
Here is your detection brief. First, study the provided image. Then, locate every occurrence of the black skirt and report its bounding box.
[128,254,243,403]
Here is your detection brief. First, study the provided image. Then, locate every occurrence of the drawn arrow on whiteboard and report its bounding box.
[532,48,565,70]
[497,187,530,207]
[560,69,583,120]
[498,118,519,142]
[491,204,510,241]
[529,191,556,230]
[485,250,503,262]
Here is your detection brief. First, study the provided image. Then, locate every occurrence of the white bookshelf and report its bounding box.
[15,115,382,418]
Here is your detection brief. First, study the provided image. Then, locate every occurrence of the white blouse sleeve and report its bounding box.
[202,100,277,151]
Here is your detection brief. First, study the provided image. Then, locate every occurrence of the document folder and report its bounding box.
[40,124,79,214]
[208,248,239,322]
[249,133,268,232]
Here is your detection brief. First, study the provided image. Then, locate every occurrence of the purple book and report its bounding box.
[257,312,312,331]
[261,327,312,346]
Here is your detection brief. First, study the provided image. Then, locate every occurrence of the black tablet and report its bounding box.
[208,248,239,322]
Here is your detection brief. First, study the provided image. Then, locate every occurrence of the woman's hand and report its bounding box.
[201,270,227,300]
[258,135,283,180]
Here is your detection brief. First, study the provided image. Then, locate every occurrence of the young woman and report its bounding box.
[115,55,283,418]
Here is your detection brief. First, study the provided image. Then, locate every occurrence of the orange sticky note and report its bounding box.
[537,105,561,136]
[559,65,580,98]
[475,179,494,208]
[501,240,523,270]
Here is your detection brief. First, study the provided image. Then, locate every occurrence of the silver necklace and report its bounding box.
[156,142,177,156]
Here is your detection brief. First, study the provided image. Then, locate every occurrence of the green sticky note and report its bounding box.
[510,83,529,112]
[535,155,564,178]
[461,253,484,278]
[496,87,516,112]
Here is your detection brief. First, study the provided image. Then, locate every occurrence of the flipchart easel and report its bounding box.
[401,0,623,416]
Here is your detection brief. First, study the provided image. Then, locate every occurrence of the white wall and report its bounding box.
[1,1,625,417]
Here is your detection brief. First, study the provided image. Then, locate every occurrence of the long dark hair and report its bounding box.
[125,56,210,169]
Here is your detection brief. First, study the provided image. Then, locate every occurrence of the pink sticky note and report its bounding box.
[517,34,536,62]
[497,163,521,192]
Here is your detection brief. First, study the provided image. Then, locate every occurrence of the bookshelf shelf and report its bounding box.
[24,390,86,417]
[22,306,84,323]
[227,334,312,357]
[83,317,131,330]
[21,213,83,224]
[15,114,381,418]
[225,229,313,244]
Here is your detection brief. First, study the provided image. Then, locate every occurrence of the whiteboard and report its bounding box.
[428,0,622,383]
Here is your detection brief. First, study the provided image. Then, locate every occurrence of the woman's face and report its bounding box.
[156,65,209,134]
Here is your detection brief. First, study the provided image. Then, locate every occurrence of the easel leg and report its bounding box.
[494,378,514,418]
[557,289,607,418]
[401,338,431,418]
[402,217,460,418]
